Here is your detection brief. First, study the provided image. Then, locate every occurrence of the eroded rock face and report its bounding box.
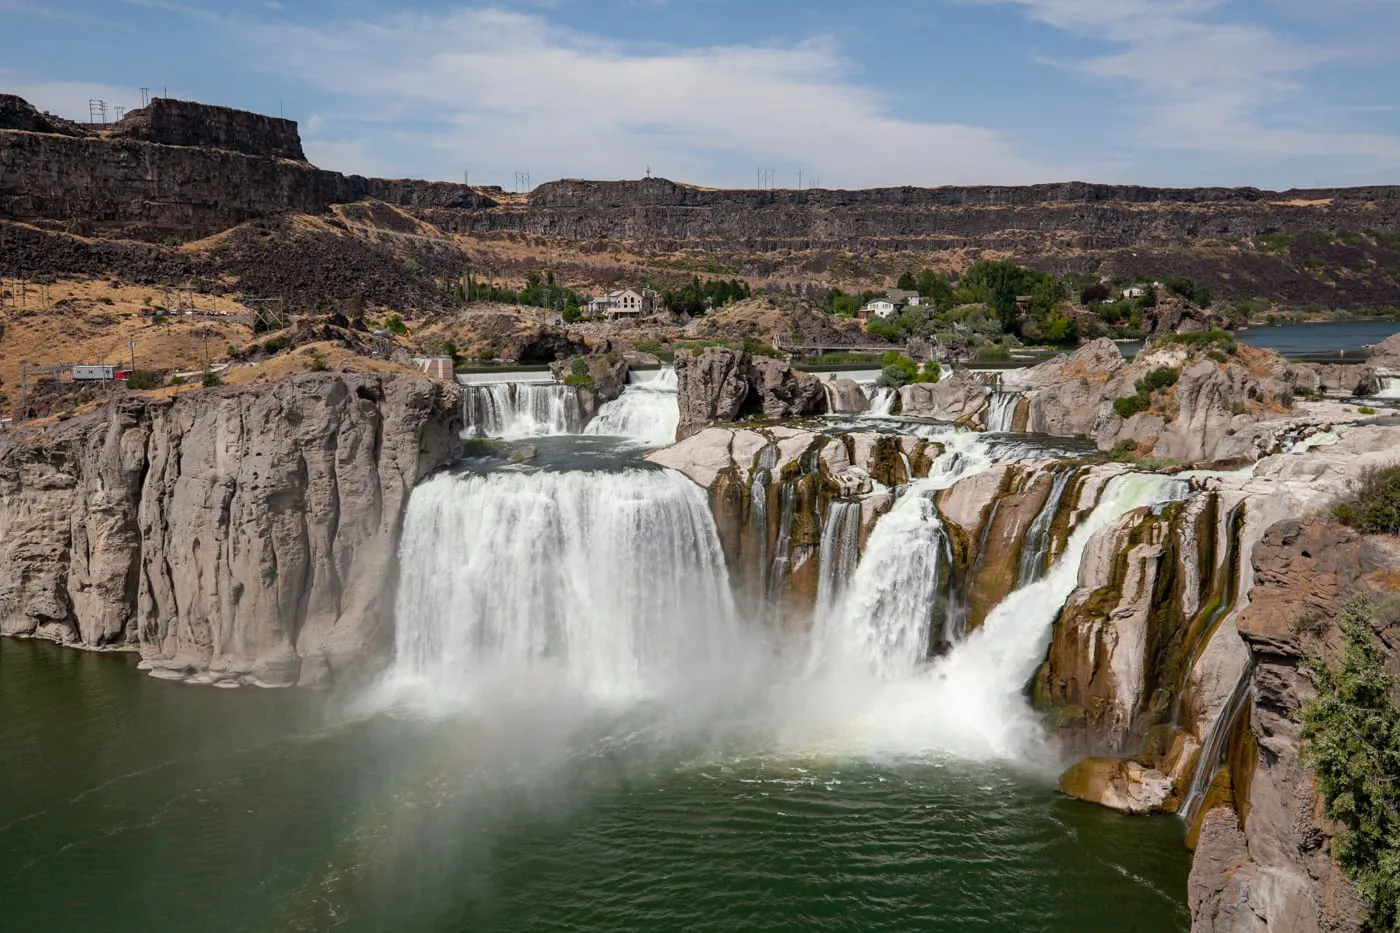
[1014,338,1126,437]
[898,372,989,423]
[823,378,870,415]
[0,373,463,687]
[1188,516,1395,933]
[673,348,826,440]
[1290,362,1379,397]
[1367,331,1400,375]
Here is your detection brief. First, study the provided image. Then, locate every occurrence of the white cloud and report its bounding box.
[249,8,1090,187]
[2,75,145,121]
[983,0,1400,170]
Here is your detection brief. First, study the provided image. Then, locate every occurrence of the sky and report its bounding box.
[5,0,1400,191]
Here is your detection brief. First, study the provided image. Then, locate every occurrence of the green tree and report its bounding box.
[1044,312,1078,345]
[920,360,942,382]
[201,367,222,388]
[877,351,919,387]
[562,302,582,324]
[897,270,918,291]
[916,269,956,312]
[1302,596,1400,932]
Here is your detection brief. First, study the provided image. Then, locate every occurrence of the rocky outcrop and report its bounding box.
[1291,362,1379,397]
[104,98,306,161]
[898,371,989,423]
[1141,296,1221,336]
[673,348,825,440]
[1367,331,1400,375]
[1188,517,1400,933]
[1012,339,1302,462]
[823,378,869,415]
[0,373,462,687]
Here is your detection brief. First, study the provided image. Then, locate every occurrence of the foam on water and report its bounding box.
[583,367,680,447]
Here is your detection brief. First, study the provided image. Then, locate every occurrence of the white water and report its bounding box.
[985,391,1022,433]
[462,384,586,439]
[386,468,740,708]
[814,502,863,625]
[583,368,680,447]
[1374,376,1400,399]
[801,470,1186,760]
[1180,661,1254,824]
[865,386,898,417]
[1016,468,1076,587]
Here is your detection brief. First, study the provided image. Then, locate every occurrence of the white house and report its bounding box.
[1123,285,1148,300]
[860,299,898,320]
[589,288,659,320]
[886,288,923,307]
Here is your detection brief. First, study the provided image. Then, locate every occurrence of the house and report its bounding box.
[589,288,659,320]
[1123,285,1148,300]
[886,288,923,307]
[1015,295,1034,312]
[859,298,898,321]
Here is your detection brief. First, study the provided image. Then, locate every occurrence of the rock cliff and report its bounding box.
[673,347,826,440]
[0,373,462,686]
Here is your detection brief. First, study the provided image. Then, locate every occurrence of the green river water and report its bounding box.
[0,638,1191,932]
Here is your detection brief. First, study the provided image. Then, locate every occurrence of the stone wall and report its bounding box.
[0,372,463,687]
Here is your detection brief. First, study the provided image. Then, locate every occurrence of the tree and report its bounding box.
[920,360,942,382]
[916,269,955,312]
[897,271,918,291]
[1044,313,1078,345]
[562,302,582,324]
[1302,596,1400,932]
[876,351,919,387]
[1080,282,1112,305]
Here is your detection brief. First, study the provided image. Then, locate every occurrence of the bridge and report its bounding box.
[771,337,895,356]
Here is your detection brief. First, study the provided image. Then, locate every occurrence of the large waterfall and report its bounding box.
[583,368,680,446]
[1015,467,1075,586]
[388,468,739,706]
[462,383,586,439]
[985,390,1021,433]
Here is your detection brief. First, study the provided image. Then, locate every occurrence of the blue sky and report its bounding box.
[5,0,1400,190]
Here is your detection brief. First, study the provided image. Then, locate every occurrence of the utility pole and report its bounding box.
[128,333,137,373]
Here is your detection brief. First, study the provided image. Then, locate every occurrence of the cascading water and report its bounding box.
[1015,467,1076,587]
[1375,376,1400,399]
[583,368,680,446]
[387,468,739,706]
[461,383,586,439]
[814,501,862,622]
[1180,661,1255,824]
[865,386,898,417]
[985,390,1022,433]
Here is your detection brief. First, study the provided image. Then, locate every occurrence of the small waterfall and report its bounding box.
[865,386,898,417]
[461,383,585,439]
[1375,376,1400,399]
[388,468,738,705]
[815,502,862,621]
[985,390,1021,433]
[767,482,799,601]
[583,367,680,446]
[808,432,994,675]
[1015,468,1075,587]
[1180,661,1255,825]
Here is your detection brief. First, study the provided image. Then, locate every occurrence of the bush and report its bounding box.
[634,339,663,354]
[876,351,919,388]
[168,374,187,387]
[741,337,782,359]
[1359,406,1378,416]
[561,304,582,324]
[1332,465,1400,534]
[1158,329,1236,353]
[384,314,409,336]
[920,360,942,382]
[201,368,222,388]
[1301,595,1400,931]
[1114,394,1150,419]
[976,345,1013,363]
[125,370,161,390]
[478,348,498,362]
[263,336,291,355]
[564,357,595,388]
[308,352,329,373]
[1136,366,1180,394]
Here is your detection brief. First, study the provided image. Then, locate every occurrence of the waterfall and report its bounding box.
[767,483,799,601]
[583,367,680,446]
[815,502,862,622]
[1180,661,1254,824]
[387,468,739,706]
[865,386,898,417]
[807,431,994,675]
[985,391,1021,433]
[1015,468,1075,587]
[461,383,586,439]
[1375,376,1400,399]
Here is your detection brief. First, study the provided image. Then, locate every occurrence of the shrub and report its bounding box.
[1156,329,1237,353]
[564,357,594,388]
[201,368,222,388]
[1359,406,1378,416]
[308,352,329,373]
[634,339,663,354]
[478,348,498,361]
[570,358,590,377]
[920,360,942,382]
[1114,394,1150,419]
[976,345,1013,363]
[741,337,782,358]
[125,370,161,390]
[561,304,582,324]
[168,374,187,387]
[1136,366,1180,394]
[98,296,114,306]
[262,336,291,354]
[1301,595,1400,932]
[1332,464,1400,534]
[876,351,919,388]
[227,344,244,362]
[384,314,409,336]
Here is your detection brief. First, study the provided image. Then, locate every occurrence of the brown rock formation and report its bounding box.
[105,98,306,161]
[1189,517,1399,933]
[673,348,825,440]
[0,373,463,687]
[898,371,990,424]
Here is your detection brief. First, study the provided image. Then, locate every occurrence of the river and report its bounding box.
[0,638,1191,932]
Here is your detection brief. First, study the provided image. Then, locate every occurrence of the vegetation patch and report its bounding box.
[1301,595,1400,932]
[1332,464,1400,535]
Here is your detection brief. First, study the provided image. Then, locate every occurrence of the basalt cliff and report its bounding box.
[3,94,1400,310]
[0,372,462,686]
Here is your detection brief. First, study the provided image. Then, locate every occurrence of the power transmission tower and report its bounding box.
[88,99,107,126]
[139,87,150,107]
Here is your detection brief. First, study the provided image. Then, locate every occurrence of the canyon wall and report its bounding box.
[0,372,462,687]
